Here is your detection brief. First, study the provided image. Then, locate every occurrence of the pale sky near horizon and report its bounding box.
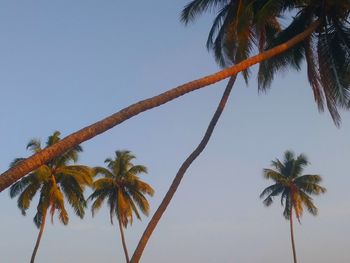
[0,1,349,263]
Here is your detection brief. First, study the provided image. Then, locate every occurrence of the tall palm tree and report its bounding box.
[9,131,93,263]
[0,14,327,191]
[88,150,154,263]
[260,150,326,263]
[130,2,282,262]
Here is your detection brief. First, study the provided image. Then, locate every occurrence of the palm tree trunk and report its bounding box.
[130,75,236,263]
[0,20,320,192]
[30,210,47,263]
[289,207,297,263]
[118,219,130,263]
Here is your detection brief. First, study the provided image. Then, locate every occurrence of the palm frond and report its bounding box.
[56,165,93,186]
[16,181,41,215]
[51,186,68,224]
[263,169,288,184]
[26,139,42,153]
[128,198,141,221]
[206,5,231,51]
[108,191,117,225]
[299,190,318,216]
[261,185,285,206]
[90,191,109,217]
[9,174,35,198]
[260,183,283,198]
[92,178,115,191]
[59,176,86,218]
[46,131,61,147]
[294,174,323,184]
[290,153,308,178]
[94,166,114,178]
[181,0,227,25]
[129,191,150,216]
[258,11,311,91]
[128,165,148,176]
[305,36,325,111]
[132,180,155,196]
[317,23,350,125]
[9,158,26,168]
[294,181,326,195]
[33,202,47,228]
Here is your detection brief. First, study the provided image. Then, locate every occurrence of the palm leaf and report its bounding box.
[181,0,228,25]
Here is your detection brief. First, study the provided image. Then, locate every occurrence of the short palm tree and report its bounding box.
[260,150,326,263]
[9,131,93,263]
[88,150,154,263]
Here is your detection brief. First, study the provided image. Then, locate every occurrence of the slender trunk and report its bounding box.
[118,219,130,263]
[30,209,47,263]
[290,207,297,263]
[0,20,320,192]
[130,76,236,263]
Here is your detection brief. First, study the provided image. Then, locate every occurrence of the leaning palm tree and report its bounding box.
[9,131,93,263]
[88,150,154,263]
[2,1,350,192]
[260,150,326,263]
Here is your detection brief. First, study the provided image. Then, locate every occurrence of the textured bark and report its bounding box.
[290,207,298,263]
[30,210,47,263]
[0,20,320,192]
[118,220,130,263]
[130,75,236,263]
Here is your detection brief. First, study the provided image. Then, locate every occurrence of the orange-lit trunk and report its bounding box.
[130,75,236,263]
[30,209,47,263]
[0,20,320,192]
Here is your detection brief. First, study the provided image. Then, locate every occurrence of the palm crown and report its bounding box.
[10,131,93,226]
[260,150,326,220]
[182,0,350,125]
[89,150,154,227]
[181,0,281,81]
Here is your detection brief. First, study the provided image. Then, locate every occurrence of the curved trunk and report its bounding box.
[0,20,320,192]
[130,76,236,263]
[30,209,47,263]
[118,219,130,263]
[290,207,297,263]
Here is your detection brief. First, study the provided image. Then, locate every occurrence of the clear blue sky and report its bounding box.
[0,1,349,262]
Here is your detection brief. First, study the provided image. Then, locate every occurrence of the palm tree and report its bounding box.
[88,150,154,263]
[0,4,329,191]
[9,131,93,263]
[130,2,282,261]
[260,150,326,263]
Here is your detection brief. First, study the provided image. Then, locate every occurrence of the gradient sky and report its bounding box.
[0,1,349,263]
